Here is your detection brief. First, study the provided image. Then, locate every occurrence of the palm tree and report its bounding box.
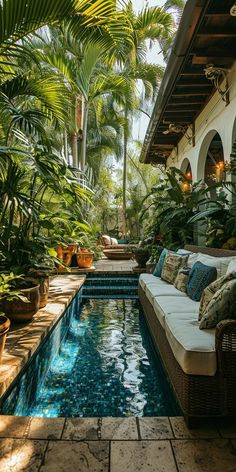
[117,3,174,236]
[0,0,131,73]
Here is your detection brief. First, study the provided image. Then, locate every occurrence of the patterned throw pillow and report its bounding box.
[153,248,170,277]
[199,272,236,320]
[199,278,236,329]
[161,254,189,284]
[174,267,191,292]
[187,261,217,302]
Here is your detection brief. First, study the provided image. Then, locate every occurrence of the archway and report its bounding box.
[180,158,192,178]
[197,130,224,185]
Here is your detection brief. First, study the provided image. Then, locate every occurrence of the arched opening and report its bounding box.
[204,132,224,186]
[232,116,236,145]
[180,158,192,178]
[197,130,225,183]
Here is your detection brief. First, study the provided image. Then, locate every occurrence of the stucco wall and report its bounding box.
[166,62,236,182]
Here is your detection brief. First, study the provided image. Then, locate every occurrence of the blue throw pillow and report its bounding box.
[187,261,217,301]
[153,248,169,277]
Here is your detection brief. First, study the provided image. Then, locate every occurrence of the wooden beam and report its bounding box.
[180,70,205,76]
[192,48,235,58]
[196,30,236,38]
[170,100,205,104]
[164,109,199,113]
[204,13,231,17]
[172,92,208,96]
[175,83,212,88]
[192,56,234,65]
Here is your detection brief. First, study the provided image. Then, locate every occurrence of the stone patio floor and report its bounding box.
[0,416,236,471]
[0,262,236,471]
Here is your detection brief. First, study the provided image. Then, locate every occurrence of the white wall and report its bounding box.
[166,62,236,182]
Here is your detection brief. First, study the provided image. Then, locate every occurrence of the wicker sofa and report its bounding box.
[138,245,236,427]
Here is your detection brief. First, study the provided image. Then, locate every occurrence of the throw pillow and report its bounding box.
[153,248,170,277]
[187,261,217,302]
[174,266,191,292]
[161,254,189,284]
[199,278,236,329]
[199,272,236,320]
[226,261,236,275]
[101,235,111,246]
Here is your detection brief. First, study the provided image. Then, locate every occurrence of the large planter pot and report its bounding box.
[76,251,94,269]
[37,276,50,308]
[1,282,40,323]
[133,253,150,268]
[0,315,10,362]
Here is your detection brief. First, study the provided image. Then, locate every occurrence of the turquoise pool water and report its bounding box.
[2,296,179,418]
[0,277,180,417]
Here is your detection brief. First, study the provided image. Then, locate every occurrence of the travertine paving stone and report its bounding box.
[0,438,47,472]
[0,415,30,438]
[40,440,109,472]
[110,440,177,472]
[62,418,99,440]
[172,439,236,472]
[170,417,220,439]
[101,417,138,440]
[27,417,65,440]
[139,417,173,440]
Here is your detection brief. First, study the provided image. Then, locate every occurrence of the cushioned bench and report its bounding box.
[138,246,236,427]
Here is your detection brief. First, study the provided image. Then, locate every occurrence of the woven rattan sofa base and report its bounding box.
[139,285,236,427]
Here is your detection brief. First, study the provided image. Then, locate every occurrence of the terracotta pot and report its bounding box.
[76,252,94,269]
[67,243,78,254]
[57,251,73,271]
[0,315,10,362]
[1,282,40,323]
[38,276,50,308]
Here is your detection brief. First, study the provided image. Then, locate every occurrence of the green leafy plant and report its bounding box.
[0,273,28,303]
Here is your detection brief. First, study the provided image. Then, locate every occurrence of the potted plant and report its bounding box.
[0,273,40,323]
[76,233,103,268]
[132,245,152,268]
[146,245,164,273]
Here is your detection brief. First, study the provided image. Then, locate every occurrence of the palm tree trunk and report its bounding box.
[81,101,88,172]
[71,132,78,167]
[72,96,78,167]
[122,132,128,237]
[64,130,69,163]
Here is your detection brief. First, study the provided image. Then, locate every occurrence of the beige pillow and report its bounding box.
[199,278,236,329]
[199,272,236,320]
[174,267,191,292]
[161,254,189,284]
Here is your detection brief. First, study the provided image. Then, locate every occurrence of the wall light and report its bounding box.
[230,3,236,16]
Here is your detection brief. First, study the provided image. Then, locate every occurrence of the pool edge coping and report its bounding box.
[0,275,86,401]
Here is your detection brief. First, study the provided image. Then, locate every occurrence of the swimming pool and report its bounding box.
[0,279,180,417]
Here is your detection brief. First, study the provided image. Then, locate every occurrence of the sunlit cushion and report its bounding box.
[165,314,216,376]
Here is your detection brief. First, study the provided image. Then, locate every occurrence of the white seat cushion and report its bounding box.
[139,274,166,293]
[146,284,187,303]
[165,314,216,376]
[152,296,199,329]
